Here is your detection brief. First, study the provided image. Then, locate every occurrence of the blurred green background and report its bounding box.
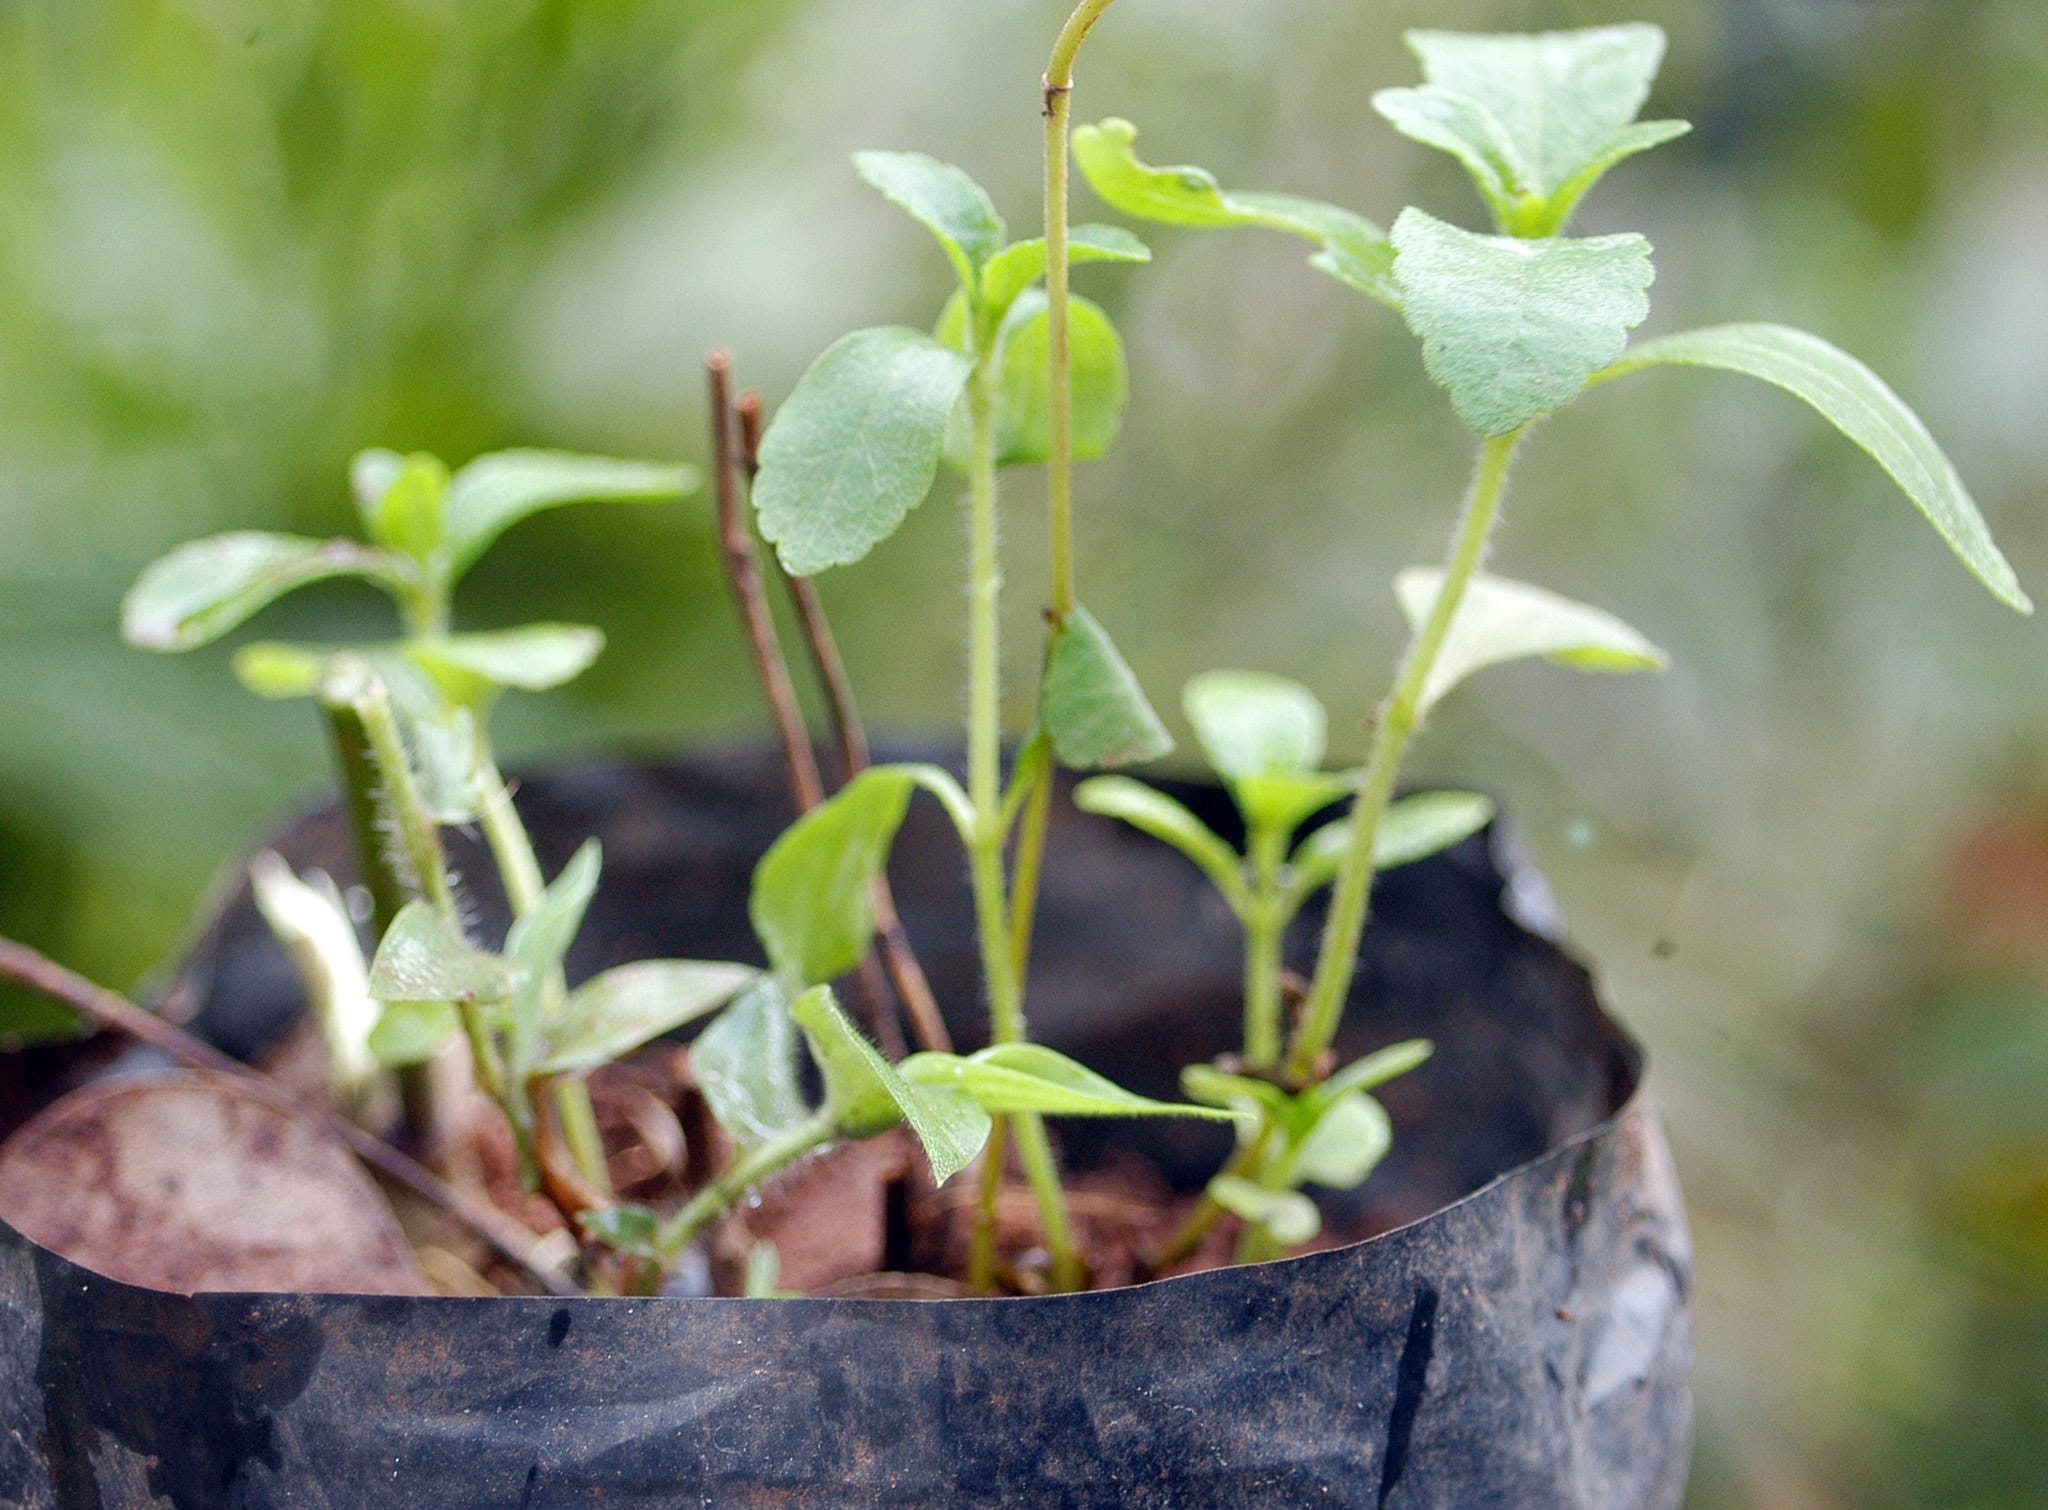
[2,0,2044,1501]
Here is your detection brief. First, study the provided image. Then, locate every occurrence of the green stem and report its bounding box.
[658,1117,835,1257]
[477,758,546,918]
[1146,1122,1274,1275]
[1241,819,1288,1070]
[553,1075,611,1196]
[350,674,457,922]
[968,1115,1009,1294]
[1005,734,1055,983]
[1287,431,1523,1082]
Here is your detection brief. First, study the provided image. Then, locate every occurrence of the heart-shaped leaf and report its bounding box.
[1392,208,1654,437]
[535,960,758,1077]
[901,1044,1238,1121]
[1072,776,1246,910]
[853,150,1006,290]
[750,767,916,986]
[368,901,519,1006]
[1183,670,1327,783]
[753,327,974,577]
[442,450,697,580]
[122,533,408,652]
[1042,605,1173,770]
[692,978,811,1149]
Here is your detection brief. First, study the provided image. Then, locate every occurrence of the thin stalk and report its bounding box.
[350,675,458,922]
[967,1116,1010,1294]
[658,1117,835,1256]
[1143,1123,1275,1277]
[552,1075,611,1199]
[1005,735,1055,983]
[1286,431,1523,1082]
[1240,819,1288,1071]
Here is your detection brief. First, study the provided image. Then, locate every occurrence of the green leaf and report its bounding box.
[578,1203,662,1261]
[349,448,407,528]
[692,978,811,1149]
[852,150,1006,289]
[1180,1064,1297,1129]
[979,225,1151,323]
[535,960,758,1077]
[232,641,331,700]
[1317,1039,1434,1104]
[1072,776,1247,910]
[1397,568,1669,714]
[409,705,485,826]
[1392,208,1654,437]
[442,450,697,580]
[901,1044,1238,1121]
[121,533,407,652]
[753,328,974,577]
[1232,771,1354,840]
[366,999,461,1068]
[407,624,607,706]
[789,985,990,1184]
[1290,793,1495,899]
[368,901,519,1006]
[1073,118,1398,307]
[363,452,449,563]
[990,291,1128,466]
[750,767,915,985]
[1183,670,1327,782]
[1591,323,2031,613]
[504,840,602,1074]
[1207,1175,1320,1248]
[1042,605,1174,770]
[1290,1090,1392,1189]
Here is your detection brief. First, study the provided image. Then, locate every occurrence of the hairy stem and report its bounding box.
[1287,431,1523,1081]
[658,1118,835,1256]
[350,674,456,922]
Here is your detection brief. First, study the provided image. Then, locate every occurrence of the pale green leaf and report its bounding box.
[1397,568,1669,713]
[1317,1039,1434,1104]
[367,901,518,1006]
[1183,670,1327,782]
[901,1043,1238,1121]
[979,225,1151,322]
[853,150,1006,289]
[505,839,602,1074]
[1541,119,1692,235]
[1180,1064,1296,1129]
[871,761,977,841]
[692,979,811,1149]
[790,985,990,1184]
[1208,1175,1320,1247]
[366,999,461,1068]
[1290,793,1494,899]
[1392,208,1653,437]
[442,449,697,579]
[121,533,407,652]
[408,705,484,826]
[1072,776,1246,911]
[1231,770,1353,839]
[1591,323,2031,613]
[536,960,758,1076]
[232,641,331,700]
[248,852,376,1094]
[1371,86,1526,220]
[990,291,1128,466]
[750,767,915,985]
[407,624,606,706]
[1290,1090,1392,1189]
[365,453,449,563]
[753,327,974,576]
[1042,605,1173,770]
[349,448,407,529]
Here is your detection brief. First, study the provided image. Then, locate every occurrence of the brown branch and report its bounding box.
[0,933,576,1296]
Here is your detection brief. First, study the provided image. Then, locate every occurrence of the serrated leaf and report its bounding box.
[990,291,1128,466]
[1072,776,1246,910]
[536,960,758,1077]
[692,978,811,1150]
[789,985,989,1184]
[1592,323,2031,613]
[368,901,519,1006]
[1392,208,1653,437]
[853,150,1006,289]
[442,450,697,580]
[407,624,607,707]
[365,452,449,563]
[1291,1090,1392,1189]
[1317,1039,1434,1105]
[1208,1175,1320,1248]
[1397,568,1669,714]
[750,767,915,985]
[979,224,1151,322]
[753,328,974,577]
[901,1043,1238,1121]
[1073,118,1398,307]
[121,533,407,652]
[1183,670,1327,782]
[1292,793,1495,895]
[1042,605,1173,770]
[366,999,461,1068]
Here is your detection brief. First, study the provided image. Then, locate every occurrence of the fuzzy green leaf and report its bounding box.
[1592,323,2031,613]
[754,327,974,576]
[1392,208,1653,437]
[1073,118,1398,307]
[1290,1089,1392,1189]
[408,706,484,826]
[790,985,989,1184]
[442,450,697,580]
[1208,1175,1320,1248]
[692,979,811,1149]
[536,960,758,1077]
[408,624,607,706]
[368,901,518,1006]
[1072,776,1246,910]
[122,533,407,652]
[979,225,1151,323]
[990,291,1128,466]
[1042,605,1173,770]
[366,999,461,1068]
[901,1043,1238,1121]
[853,150,1006,289]
[750,767,915,985]
[1397,568,1669,713]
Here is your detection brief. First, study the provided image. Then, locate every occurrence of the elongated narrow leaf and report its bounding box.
[750,767,915,985]
[1042,605,1173,770]
[754,328,974,576]
[979,225,1151,323]
[1290,1090,1392,1189]
[367,901,518,1006]
[505,840,602,1074]
[408,624,606,706]
[536,960,758,1076]
[901,1044,1237,1121]
[1290,792,1494,898]
[1181,1064,1297,1129]
[442,450,697,579]
[692,979,810,1149]
[1183,670,1326,782]
[1392,208,1653,437]
[1208,1175,1320,1247]
[853,150,1006,289]
[1592,323,2030,612]
[1072,776,1246,909]
[122,533,407,652]
[790,985,989,1183]
[990,291,1128,466]
[1073,118,1398,307]
[1317,1038,1434,1104]
[1398,568,1668,713]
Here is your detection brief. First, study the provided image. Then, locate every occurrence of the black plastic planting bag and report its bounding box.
[0,754,1691,1507]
